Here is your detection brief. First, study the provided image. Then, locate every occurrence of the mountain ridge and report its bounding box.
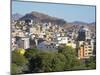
[12,11,95,26]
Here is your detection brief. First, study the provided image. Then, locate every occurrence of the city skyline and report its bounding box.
[11,1,96,74]
[12,1,96,23]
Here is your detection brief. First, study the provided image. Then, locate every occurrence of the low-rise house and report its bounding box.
[37,41,57,51]
[12,37,17,51]
[57,36,68,44]
[16,37,30,49]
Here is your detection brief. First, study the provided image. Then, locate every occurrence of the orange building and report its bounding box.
[79,45,84,59]
[78,41,93,59]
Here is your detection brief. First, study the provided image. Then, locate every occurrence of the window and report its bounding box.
[49,46,51,48]
[85,53,87,55]
[68,41,71,43]
[88,49,92,51]
[88,52,92,55]
[88,42,91,45]
[88,46,92,48]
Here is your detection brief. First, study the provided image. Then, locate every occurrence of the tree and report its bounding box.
[12,51,28,66]
[85,56,96,69]
[12,51,28,74]
[58,46,86,70]
[51,53,66,72]
[15,48,26,55]
[70,60,87,70]
[29,51,53,72]
[28,51,66,72]
[11,63,19,75]
[24,48,39,60]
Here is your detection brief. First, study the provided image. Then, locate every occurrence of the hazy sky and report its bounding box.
[12,1,96,23]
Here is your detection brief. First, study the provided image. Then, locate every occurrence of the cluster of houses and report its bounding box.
[12,18,96,59]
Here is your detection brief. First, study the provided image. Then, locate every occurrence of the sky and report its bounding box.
[12,1,96,23]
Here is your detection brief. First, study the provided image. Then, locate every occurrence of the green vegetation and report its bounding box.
[58,46,86,70]
[85,56,96,69]
[11,47,96,74]
[28,52,66,73]
[11,50,28,75]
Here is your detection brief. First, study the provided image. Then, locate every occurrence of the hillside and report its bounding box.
[12,11,95,32]
[12,13,22,20]
[19,11,66,25]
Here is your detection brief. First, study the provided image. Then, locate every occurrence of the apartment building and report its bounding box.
[77,26,94,59]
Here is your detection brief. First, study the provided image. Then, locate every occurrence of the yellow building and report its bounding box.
[66,42,76,49]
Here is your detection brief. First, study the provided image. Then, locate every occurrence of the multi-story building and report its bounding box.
[37,41,57,51]
[18,37,30,49]
[77,26,94,59]
[77,26,91,41]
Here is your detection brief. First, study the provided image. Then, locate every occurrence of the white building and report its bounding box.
[12,38,17,51]
[21,37,30,49]
[37,41,57,51]
[38,32,46,38]
[57,36,68,45]
[17,37,30,49]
